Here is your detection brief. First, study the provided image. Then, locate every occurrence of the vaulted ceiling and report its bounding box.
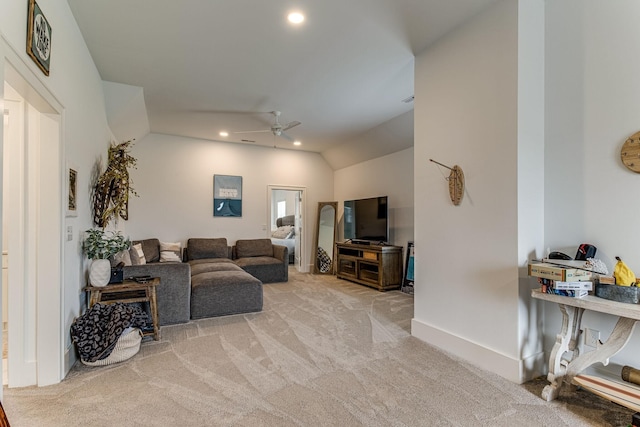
[67,0,498,168]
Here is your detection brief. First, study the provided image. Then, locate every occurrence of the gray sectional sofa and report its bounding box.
[119,237,287,325]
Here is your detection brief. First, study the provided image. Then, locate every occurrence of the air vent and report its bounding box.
[401,95,414,103]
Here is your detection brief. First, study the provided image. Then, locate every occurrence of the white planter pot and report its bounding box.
[89,259,111,287]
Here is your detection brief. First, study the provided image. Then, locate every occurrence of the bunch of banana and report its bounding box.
[613,256,637,286]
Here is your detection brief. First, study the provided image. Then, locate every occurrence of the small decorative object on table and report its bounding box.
[110,262,125,284]
[595,256,640,304]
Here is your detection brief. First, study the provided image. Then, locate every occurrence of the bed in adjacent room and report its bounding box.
[271,215,296,264]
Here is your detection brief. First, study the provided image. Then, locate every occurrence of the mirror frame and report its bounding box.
[313,201,338,274]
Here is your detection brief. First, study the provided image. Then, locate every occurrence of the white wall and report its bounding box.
[0,0,113,376]
[516,0,545,376]
[544,0,640,372]
[412,0,533,382]
[334,147,414,249]
[124,133,334,270]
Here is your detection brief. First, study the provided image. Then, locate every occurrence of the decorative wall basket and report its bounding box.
[89,259,111,287]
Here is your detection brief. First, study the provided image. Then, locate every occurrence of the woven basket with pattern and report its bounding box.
[81,328,142,366]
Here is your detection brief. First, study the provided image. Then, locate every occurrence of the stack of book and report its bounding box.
[528,262,593,298]
[536,278,592,297]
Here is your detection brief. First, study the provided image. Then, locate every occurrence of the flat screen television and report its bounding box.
[343,196,388,244]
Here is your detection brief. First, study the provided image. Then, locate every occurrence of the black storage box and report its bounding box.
[109,267,124,284]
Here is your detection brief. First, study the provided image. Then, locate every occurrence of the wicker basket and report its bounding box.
[81,328,142,366]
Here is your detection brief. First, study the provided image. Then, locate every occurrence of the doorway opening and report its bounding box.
[267,186,306,272]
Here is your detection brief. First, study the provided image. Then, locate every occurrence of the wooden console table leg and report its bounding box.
[564,316,638,381]
[542,304,584,402]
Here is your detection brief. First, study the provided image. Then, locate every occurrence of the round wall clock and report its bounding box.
[621,130,640,173]
[448,165,464,206]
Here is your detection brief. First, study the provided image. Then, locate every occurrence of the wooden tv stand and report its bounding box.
[335,242,403,291]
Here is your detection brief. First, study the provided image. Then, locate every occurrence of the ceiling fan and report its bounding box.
[234,111,301,140]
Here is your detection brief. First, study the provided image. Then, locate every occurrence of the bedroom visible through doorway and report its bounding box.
[268,186,305,272]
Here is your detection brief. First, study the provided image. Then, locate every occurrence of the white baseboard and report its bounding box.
[411,318,545,384]
[64,344,77,377]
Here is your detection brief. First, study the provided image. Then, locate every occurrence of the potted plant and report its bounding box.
[83,228,131,287]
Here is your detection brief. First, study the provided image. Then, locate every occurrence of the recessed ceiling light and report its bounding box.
[219,131,229,137]
[288,12,305,24]
[293,141,302,146]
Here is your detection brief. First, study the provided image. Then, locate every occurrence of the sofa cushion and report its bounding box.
[235,239,273,258]
[133,238,160,263]
[234,256,282,269]
[187,238,229,260]
[189,260,242,276]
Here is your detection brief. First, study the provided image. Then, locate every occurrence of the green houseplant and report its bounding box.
[83,229,131,286]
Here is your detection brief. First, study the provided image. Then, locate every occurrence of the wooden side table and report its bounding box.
[83,277,161,340]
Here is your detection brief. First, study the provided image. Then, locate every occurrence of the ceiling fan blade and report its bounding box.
[279,131,294,142]
[233,129,271,134]
[282,121,301,131]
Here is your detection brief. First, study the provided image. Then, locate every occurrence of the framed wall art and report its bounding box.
[213,175,242,217]
[26,0,52,76]
[66,165,78,217]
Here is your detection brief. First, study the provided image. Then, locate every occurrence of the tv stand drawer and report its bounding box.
[362,251,377,261]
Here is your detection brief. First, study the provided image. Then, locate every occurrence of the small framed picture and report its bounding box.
[66,166,78,217]
[26,0,52,76]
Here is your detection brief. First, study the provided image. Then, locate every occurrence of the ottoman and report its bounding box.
[190,263,263,319]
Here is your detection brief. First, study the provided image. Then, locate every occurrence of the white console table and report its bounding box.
[531,289,640,402]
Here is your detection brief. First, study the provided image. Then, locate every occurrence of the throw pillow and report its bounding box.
[159,242,181,263]
[111,250,132,267]
[160,241,181,257]
[133,238,160,263]
[160,251,182,262]
[271,225,292,239]
[130,243,146,265]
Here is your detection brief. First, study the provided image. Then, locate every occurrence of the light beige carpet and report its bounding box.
[3,269,634,426]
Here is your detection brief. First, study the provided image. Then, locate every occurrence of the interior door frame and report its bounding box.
[267,185,307,273]
[1,36,64,390]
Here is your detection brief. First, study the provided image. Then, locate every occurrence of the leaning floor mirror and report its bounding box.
[314,201,338,274]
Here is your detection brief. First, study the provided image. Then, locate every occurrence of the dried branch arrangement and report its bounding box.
[93,140,138,228]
